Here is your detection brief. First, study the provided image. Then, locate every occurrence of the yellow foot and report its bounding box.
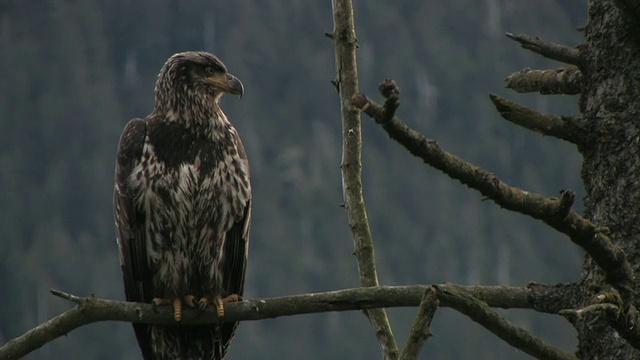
[173,298,182,322]
[211,294,242,318]
[151,297,185,322]
[214,295,224,317]
[222,294,242,303]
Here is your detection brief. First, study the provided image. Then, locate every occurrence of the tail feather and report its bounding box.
[133,325,228,360]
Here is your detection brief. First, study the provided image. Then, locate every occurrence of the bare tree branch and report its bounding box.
[0,284,579,359]
[506,33,582,65]
[399,287,438,360]
[352,84,635,300]
[437,285,577,360]
[489,94,584,144]
[331,0,398,358]
[505,66,583,95]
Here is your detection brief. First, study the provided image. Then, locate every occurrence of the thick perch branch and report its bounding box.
[506,33,582,65]
[352,84,635,300]
[489,94,583,145]
[331,0,398,358]
[0,283,577,359]
[505,66,583,95]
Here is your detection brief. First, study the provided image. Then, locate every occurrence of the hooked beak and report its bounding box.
[226,73,244,99]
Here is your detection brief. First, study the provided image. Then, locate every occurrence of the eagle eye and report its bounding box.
[204,66,216,75]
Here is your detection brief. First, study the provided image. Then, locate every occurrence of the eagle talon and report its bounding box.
[198,296,210,312]
[184,295,198,308]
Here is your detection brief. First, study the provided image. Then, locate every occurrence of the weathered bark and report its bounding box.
[0,284,575,359]
[505,66,583,95]
[577,0,640,358]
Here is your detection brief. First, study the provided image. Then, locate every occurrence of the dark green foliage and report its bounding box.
[0,1,586,359]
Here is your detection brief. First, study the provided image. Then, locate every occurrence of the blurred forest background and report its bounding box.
[0,1,588,359]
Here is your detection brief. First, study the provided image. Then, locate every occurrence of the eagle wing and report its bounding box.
[219,201,251,355]
[113,118,154,359]
[218,134,252,357]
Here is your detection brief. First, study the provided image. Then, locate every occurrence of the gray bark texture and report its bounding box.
[577,1,640,358]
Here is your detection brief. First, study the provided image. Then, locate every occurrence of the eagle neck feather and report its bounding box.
[153,90,230,140]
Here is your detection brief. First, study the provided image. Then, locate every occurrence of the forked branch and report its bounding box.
[437,286,576,360]
[399,288,438,360]
[331,0,398,358]
[353,81,635,300]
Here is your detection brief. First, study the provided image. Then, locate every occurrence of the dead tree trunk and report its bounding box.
[576,1,640,358]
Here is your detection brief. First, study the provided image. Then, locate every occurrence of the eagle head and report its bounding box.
[154,51,244,116]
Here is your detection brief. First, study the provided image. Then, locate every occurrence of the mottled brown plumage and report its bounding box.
[114,51,251,360]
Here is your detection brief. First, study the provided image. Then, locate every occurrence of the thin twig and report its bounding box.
[505,66,583,95]
[331,0,399,358]
[506,33,582,65]
[50,289,84,304]
[437,285,577,360]
[399,287,439,360]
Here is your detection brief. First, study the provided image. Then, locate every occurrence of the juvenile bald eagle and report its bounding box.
[114,51,251,360]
